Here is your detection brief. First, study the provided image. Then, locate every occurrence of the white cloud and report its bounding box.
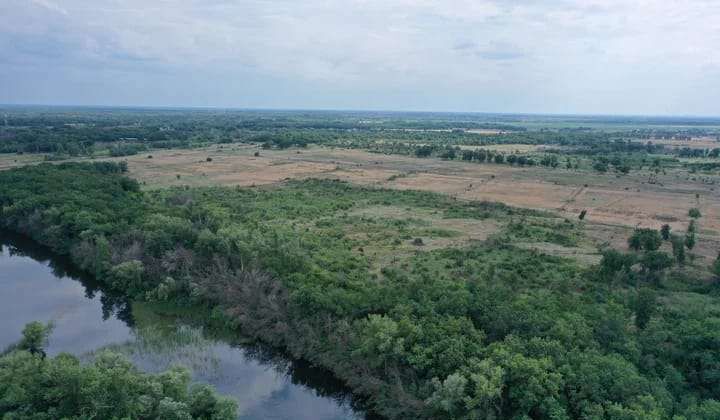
[1,0,718,114]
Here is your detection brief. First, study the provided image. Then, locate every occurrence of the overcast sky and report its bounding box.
[1,0,719,115]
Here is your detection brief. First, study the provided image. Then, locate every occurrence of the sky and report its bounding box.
[1,0,719,116]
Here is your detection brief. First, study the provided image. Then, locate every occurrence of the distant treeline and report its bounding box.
[0,108,529,155]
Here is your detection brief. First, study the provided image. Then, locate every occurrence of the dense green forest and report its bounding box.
[1,162,719,419]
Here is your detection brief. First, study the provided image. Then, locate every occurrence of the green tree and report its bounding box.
[18,321,54,357]
[688,208,701,218]
[671,235,686,265]
[681,400,720,420]
[628,233,642,251]
[593,160,608,172]
[640,251,673,283]
[628,228,662,251]
[426,373,468,418]
[599,249,635,282]
[109,260,145,295]
[0,348,237,419]
[634,289,656,330]
[660,224,671,241]
[685,233,696,250]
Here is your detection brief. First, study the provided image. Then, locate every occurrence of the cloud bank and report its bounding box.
[1,0,719,115]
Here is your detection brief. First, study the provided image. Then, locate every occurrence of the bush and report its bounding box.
[671,235,686,265]
[685,233,696,250]
[599,249,635,282]
[640,251,673,282]
[16,321,54,357]
[660,224,671,240]
[109,260,145,295]
[628,228,662,251]
[688,208,702,218]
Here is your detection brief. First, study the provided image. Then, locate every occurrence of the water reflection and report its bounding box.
[0,230,369,420]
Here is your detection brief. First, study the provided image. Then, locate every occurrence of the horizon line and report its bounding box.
[1,102,719,120]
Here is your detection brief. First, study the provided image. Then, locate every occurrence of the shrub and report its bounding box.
[628,228,662,251]
[599,249,635,282]
[671,235,686,265]
[660,224,671,241]
[685,233,696,250]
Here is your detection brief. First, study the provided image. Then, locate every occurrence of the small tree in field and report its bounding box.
[660,224,671,241]
[640,251,673,284]
[599,249,635,282]
[713,253,720,279]
[628,228,662,251]
[685,233,696,250]
[671,235,686,266]
[688,208,701,219]
[578,210,587,220]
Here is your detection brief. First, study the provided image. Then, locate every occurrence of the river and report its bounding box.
[0,230,368,420]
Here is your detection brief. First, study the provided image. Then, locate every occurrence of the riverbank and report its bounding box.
[0,229,367,419]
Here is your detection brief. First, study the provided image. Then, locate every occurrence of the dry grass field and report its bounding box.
[643,136,719,150]
[0,154,45,170]
[2,143,718,266]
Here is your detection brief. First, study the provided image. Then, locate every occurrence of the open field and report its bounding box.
[642,136,720,149]
[0,153,45,170]
[115,146,719,226]
[1,143,718,266]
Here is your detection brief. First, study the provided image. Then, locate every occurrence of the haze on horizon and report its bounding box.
[1,0,719,116]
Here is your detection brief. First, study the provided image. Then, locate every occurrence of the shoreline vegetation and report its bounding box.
[1,161,720,419]
[0,230,369,419]
[0,322,238,419]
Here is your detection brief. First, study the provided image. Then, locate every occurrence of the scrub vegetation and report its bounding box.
[1,161,720,419]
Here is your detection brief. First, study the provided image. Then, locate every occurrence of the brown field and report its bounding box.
[642,136,720,150]
[3,144,719,265]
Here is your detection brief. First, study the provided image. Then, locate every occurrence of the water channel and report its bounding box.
[0,230,368,420]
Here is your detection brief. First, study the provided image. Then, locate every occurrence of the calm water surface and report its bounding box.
[0,231,366,420]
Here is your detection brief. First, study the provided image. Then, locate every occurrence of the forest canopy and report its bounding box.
[1,162,719,419]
